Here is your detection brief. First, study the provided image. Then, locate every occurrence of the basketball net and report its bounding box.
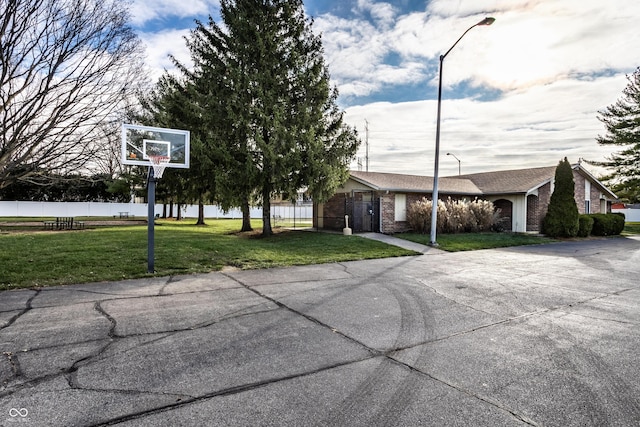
[149,155,170,179]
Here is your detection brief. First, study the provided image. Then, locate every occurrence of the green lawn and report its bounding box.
[3,218,638,291]
[400,223,640,251]
[0,219,416,290]
[623,222,640,236]
[398,232,557,252]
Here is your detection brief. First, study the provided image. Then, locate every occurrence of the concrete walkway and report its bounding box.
[1,236,640,426]
[357,232,440,254]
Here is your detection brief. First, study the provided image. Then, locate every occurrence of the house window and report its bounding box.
[584,181,591,213]
[395,194,406,221]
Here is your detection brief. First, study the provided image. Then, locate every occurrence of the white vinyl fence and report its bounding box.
[0,201,312,220]
[612,208,640,222]
[0,201,258,218]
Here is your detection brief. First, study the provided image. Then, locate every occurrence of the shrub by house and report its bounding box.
[407,197,498,234]
[542,158,579,237]
[590,213,625,236]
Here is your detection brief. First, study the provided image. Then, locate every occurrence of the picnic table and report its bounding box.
[118,212,129,219]
[43,217,84,230]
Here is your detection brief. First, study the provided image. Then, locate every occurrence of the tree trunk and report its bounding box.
[162,204,167,218]
[240,197,253,232]
[196,201,206,225]
[177,203,182,221]
[262,187,272,236]
[169,201,174,218]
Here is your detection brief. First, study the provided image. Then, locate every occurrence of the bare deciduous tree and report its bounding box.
[0,0,146,189]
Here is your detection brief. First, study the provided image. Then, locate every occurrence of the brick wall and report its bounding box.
[590,185,603,213]
[536,182,552,231]
[374,192,431,233]
[573,172,587,214]
[380,192,395,233]
[526,195,539,231]
[571,171,604,214]
[321,193,348,230]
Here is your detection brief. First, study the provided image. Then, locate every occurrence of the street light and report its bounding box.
[429,17,495,247]
[446,152,461,175]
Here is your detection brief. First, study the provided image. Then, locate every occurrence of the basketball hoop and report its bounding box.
[149,155,170,179]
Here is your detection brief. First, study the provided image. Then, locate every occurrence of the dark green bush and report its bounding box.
[590,213,625,236]
[541,158,579,238]
[577,215,594,237]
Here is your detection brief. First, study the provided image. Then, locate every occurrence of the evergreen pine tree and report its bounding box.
[139,73,216,225]
[589,68,640,203]
[542,158,579,237]
[180,0,360,236]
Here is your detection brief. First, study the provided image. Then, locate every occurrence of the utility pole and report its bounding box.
[365,119,369,172]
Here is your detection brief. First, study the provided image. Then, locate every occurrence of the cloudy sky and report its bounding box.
[130,0,638,177]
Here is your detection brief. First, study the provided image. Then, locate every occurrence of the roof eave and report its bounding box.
[348,175,380,191]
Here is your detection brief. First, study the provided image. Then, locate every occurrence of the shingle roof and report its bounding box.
[349,170,482,195]
[456,166,557,194]
[348,164,617,199]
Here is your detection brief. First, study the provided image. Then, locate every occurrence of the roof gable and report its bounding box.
[349,170,482,195]
[573,164,618,199]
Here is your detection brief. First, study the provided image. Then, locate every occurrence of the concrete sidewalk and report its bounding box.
[357,232,440,254]
[1,236,640,426]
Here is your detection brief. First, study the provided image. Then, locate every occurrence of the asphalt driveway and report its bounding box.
[1,236,639,426]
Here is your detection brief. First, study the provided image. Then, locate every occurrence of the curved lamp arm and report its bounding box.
[441,17,495,61]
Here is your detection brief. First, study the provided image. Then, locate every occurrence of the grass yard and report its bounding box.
[2,218,638,291]
[401,222,640,251]
[623,222,640,236]
[398,232,557,252]
[0,219,416,290]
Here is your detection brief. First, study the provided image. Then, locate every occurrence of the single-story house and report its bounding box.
[314,163,618,234]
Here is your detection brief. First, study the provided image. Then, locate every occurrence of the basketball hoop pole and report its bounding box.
[147,167,156,273]
[122,123,190,274]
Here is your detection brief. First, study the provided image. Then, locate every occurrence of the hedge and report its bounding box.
[577,215,594,237]
[589,213,625,236]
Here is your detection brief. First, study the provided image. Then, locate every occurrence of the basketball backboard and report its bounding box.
[122,124,190,168]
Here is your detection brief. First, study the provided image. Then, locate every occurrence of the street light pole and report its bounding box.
[447,152,461,175]
[429,17,495,247]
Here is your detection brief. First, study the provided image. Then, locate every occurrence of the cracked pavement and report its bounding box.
[1,236,640,426]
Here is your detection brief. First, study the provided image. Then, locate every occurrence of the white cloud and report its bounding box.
[315,12,429,98]
[465,1,640,91]
[317,0,639,93]
[315,15,391,96]
[138,29,192,82]
[355,0,396,27]
[312,0,639,177]
[130,0,220,26]
[345,73,628,176]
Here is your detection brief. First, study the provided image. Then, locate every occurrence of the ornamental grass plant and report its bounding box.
[407,197,499,234]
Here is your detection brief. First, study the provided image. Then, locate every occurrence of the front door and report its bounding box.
[352,192,379,232]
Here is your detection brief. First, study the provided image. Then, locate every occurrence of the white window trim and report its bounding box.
[395,194,407,222]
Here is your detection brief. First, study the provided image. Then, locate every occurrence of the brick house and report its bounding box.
[314,164,617,234]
